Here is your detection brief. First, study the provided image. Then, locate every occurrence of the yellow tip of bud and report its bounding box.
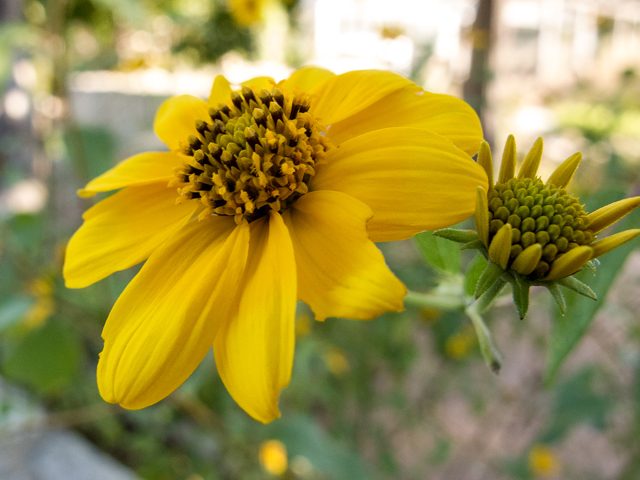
[498,135,516,184]
[511,243,543,276]
[590,229,640,259]
[544,245,593,281]
[586,196,640,234]
[488,223,512,270]
[477,141,494,187]
[475,186,490,247]
[517,137,543,180]
[547,152,581,188]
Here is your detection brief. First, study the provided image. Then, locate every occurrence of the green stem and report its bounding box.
[404,290,466,310]
[465,298,503,373]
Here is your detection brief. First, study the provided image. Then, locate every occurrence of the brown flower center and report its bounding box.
[173,85,332,223]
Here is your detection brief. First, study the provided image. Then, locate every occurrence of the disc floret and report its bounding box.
[172,85,332,223]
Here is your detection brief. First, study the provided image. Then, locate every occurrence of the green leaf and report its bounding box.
[414,231,460,273]
[475,261,505,299]
[464,253,488,297]
[511,274,531,320]
[545,196,640,384]
[545,283,566,315]
[556,276,597,301]
[432,228,479,244]
[2,320,82,394]
[539,368,612,444]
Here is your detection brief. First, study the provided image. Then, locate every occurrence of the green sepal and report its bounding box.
[557,276,598,301]
[510,274,531,320]
[584,259,600,275]
[475,276,507,313]
[545,282,566,315]
[432,228,479,244]
[475,261,505,299]
[461,239,487,252]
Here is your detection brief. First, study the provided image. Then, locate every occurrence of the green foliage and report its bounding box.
[414,230,461,274]
[539,367,613,444]
[2,319,82,394]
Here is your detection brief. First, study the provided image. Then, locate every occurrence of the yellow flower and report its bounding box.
[476,135,640,281]
[445,327,476,360]
[528,444,561,477]
[259,439,288,475]
[63,68,486,423]
[229,0,264,26]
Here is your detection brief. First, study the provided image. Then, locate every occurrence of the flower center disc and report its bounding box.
[173,85,332,223]
[488,177,592,278]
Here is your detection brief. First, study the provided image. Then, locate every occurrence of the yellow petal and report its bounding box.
[78,152,183,197]
[214,211,296,423]
[154,95,210,151]
[311,127,488,242]
[282,190,406,321]
[64,183,198,288]
[547,152,581,188]
[498,134,516,183]
[544,245,593,280]
[309,70,417,126]
[511,243,543,275]
[98,216,249,409]
[325,87,483,156]
[488,223,512,270]
[586,197,640,234]
[241,76,275,91]
[590,229,640,259]
[477,141,494,187]
[517,137,543,179]
[208,75,232,106]
[475,186,489,247]
[280,67,335,92]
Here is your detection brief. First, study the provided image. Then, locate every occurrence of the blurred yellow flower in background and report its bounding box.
[528,444,561,477]
[63,67,486,423]
[259,439,288,475]
[23,277,54,329]
[324,346,350,376]
[228,0,265,26]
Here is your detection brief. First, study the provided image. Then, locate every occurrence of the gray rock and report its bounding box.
[0,429,142,480]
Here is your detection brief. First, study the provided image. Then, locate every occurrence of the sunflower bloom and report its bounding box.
[64,68,486,423]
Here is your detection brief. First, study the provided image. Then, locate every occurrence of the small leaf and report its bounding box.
[461,239,487,251]
[557,276,597,301]
[414,231,460,273]
[545,282,566,315]
[511,274,530,320]
[475,261,505,299]
[432,228,479,244]
[475,277,507,314]
[464,254,487,297]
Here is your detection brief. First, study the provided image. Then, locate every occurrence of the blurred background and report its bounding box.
[1,0,640,479]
